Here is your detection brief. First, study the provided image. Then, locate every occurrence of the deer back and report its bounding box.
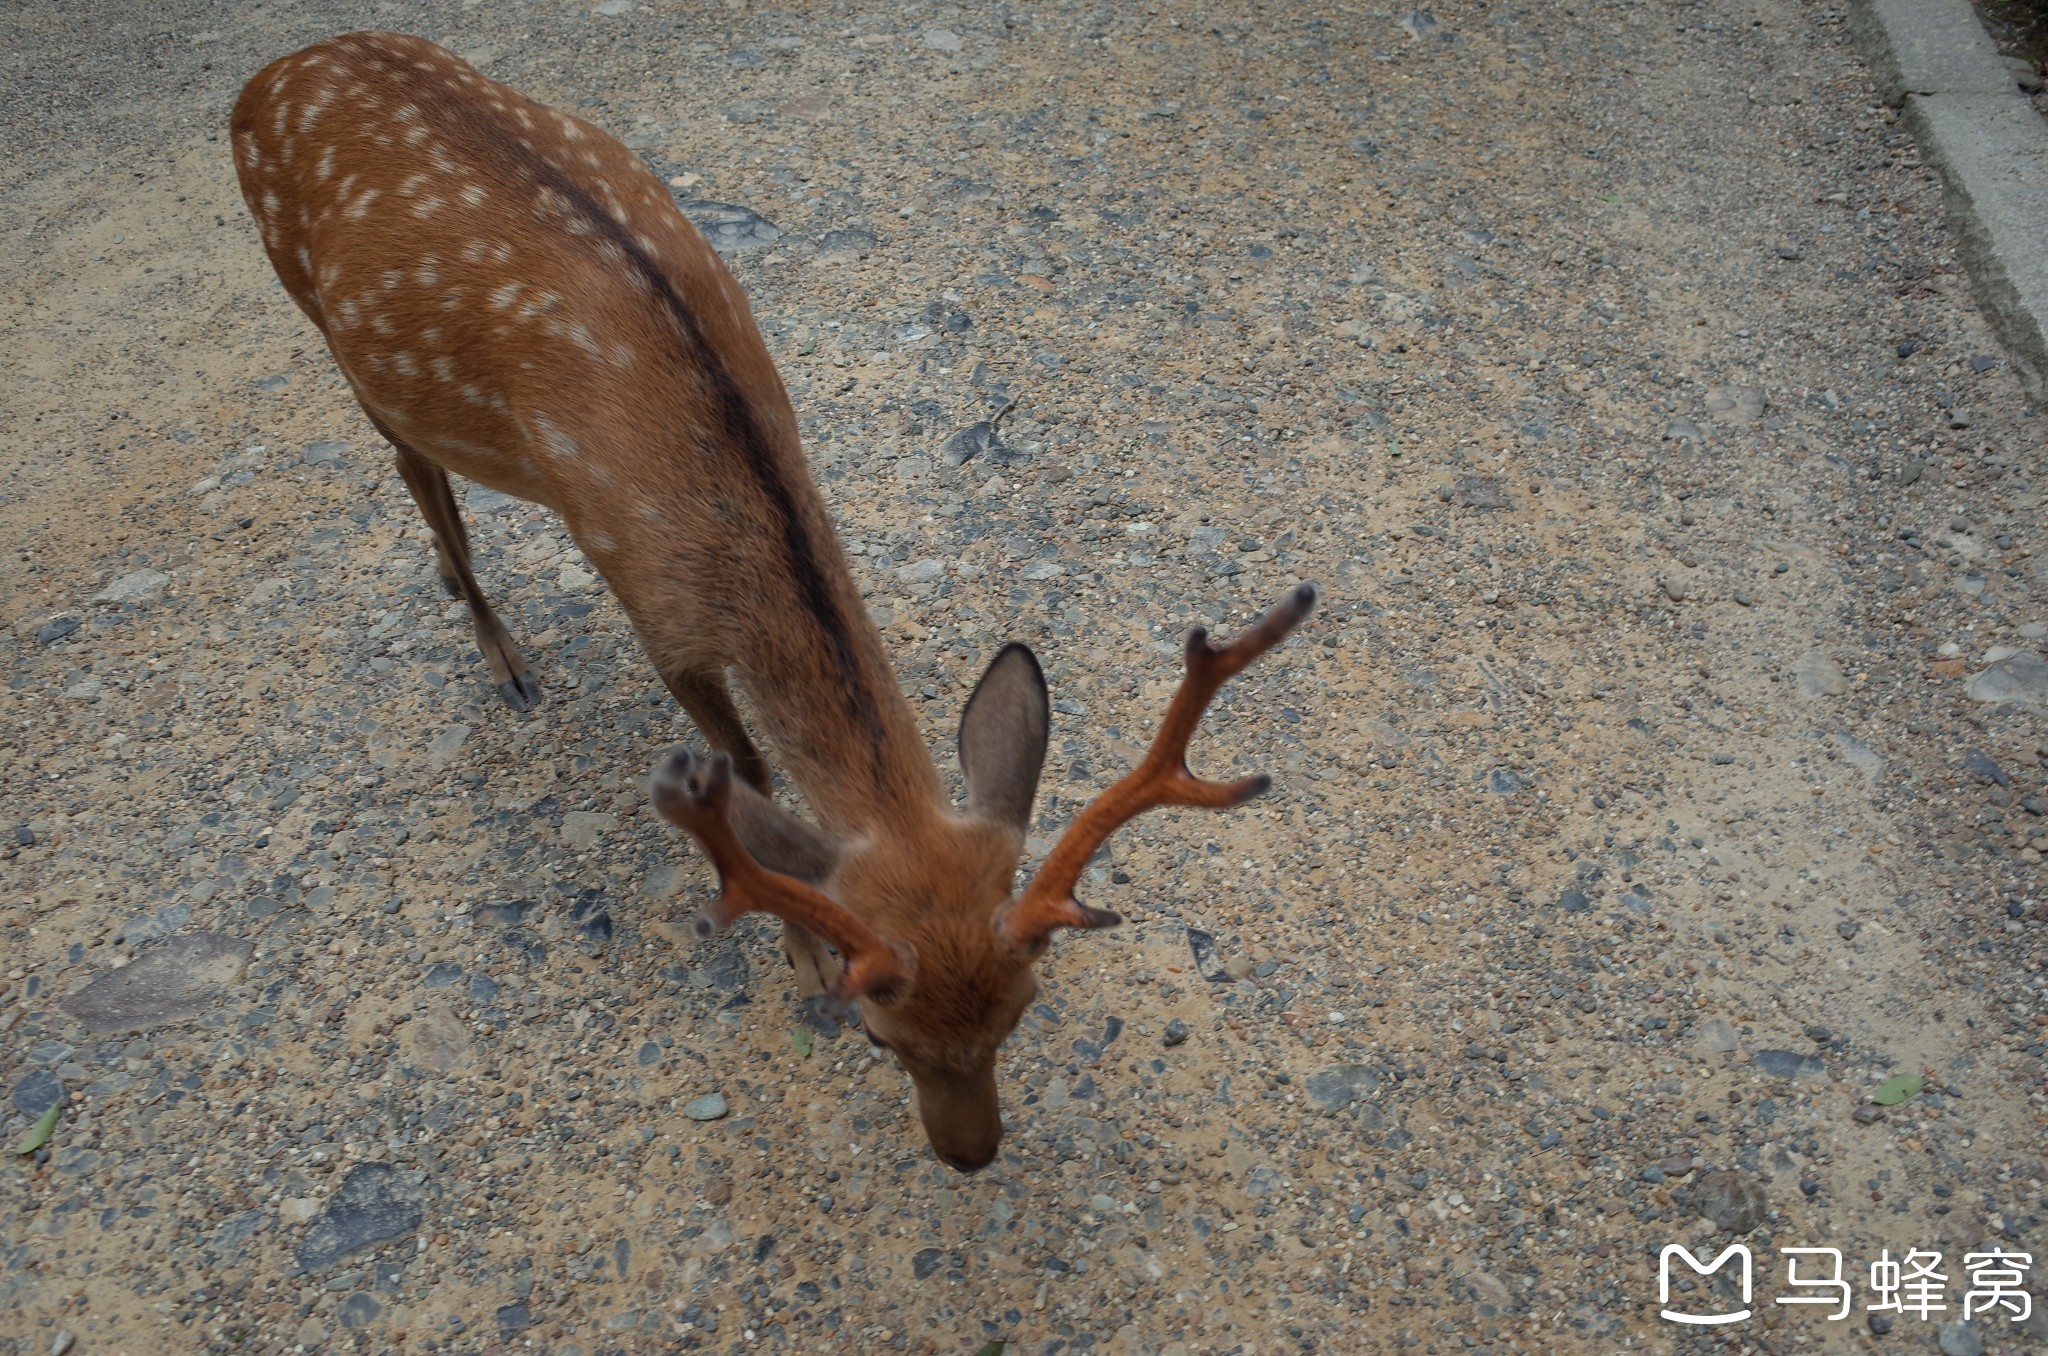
[230,31,937,830]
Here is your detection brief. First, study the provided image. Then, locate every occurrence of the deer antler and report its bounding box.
[652,749,915,1006]
[1000,584,1317,955]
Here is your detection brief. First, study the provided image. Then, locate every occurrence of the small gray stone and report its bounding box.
[939,420,1024,468]
[1965,651,2048,705]
[421,962,463,989]
[1694,1170,1769,1234]
[684,1093,729,1121]
[336,1292,382,1330]
[1963,749,2010,786]
[303,440,349,465]
[35,615,80,645]
[1693,1018,1738,1054]
[677,200,780,253]
[1162,1018,1190,1047]
[921,28,964,52]
[1752,1048,1826,1080]
[12,1069,64,1117]
[296,1163,426,1270]
[560,811,617,847]
[60,933,254,1033]
[1303,1064,1380,1112]
[1450,475,1509,510]
[93,569,171,606]
[1703,385,1766,424]
[1793,654,1848,697]
[211,1210,266,1255]
[814,227,878,262]
[1937,1321,1985,1356]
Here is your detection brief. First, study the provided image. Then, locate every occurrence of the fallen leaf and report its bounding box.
[14,1104,59,1155]
[791,1025,814,1059]
[1871,1073,1923,1106]
[976,1343,1007,1356]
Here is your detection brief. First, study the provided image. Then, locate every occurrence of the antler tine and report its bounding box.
[651,749,914,1006]
[1002,584,1317,954]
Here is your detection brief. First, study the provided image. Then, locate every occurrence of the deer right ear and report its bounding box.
[958,642,1049,836]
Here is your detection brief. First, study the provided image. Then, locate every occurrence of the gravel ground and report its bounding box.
[4,1,2048,1354]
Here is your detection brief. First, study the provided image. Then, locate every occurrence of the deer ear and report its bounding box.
[958,642,1049,836]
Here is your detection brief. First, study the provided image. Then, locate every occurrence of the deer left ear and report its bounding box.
[958,642,1048,836]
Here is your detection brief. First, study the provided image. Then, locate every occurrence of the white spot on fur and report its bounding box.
[431,355,457,383]
[412,196,445,218]
[585,530,615,553]
[532,413,578,459]
[392,352,417,377]
[489,282,523,310]
[460,183,486,207]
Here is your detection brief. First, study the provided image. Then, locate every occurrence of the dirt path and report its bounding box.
[3,2,2044,1354]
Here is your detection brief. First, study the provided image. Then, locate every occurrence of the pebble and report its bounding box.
[60,933,253,1033]
[295,1163,426,1270]
[684,1093,729,1121]
[1693,1171,1769,1234]
[1965,651,2048,705]
[1963,749,2009,786]
[1937,1322,1985,1356]
[1304,1064,1380,1111]
[1162,1019,1189,1047]
[1752,1048,1826,1080]
[677,200,781,253]
[93,568,171,606]
[1793,654,1849,697]
[34,615,79,645]
[1692,1018,1738,1054]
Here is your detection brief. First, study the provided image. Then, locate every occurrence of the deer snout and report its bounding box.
[911,1064,1003,1174]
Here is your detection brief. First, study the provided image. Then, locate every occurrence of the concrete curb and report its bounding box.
[1852,0,2048,401]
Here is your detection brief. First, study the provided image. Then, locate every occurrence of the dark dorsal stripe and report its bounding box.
[422,81,890,758]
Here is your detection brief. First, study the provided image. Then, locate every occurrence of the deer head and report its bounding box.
[652,584,1315,1170]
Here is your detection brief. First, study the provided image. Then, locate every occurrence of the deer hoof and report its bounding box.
[805,991,858,1024]
[496,671,543,712]
[801,997,845,1040]
[439,572,463,598]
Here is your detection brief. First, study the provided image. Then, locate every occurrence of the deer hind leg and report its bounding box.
[660,669,771,794]
[387,441,543,712]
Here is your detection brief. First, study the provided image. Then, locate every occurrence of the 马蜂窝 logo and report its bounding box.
[1659,1244,1753,1325]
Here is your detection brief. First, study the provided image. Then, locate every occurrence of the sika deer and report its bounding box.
[232,32,1315,1170]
